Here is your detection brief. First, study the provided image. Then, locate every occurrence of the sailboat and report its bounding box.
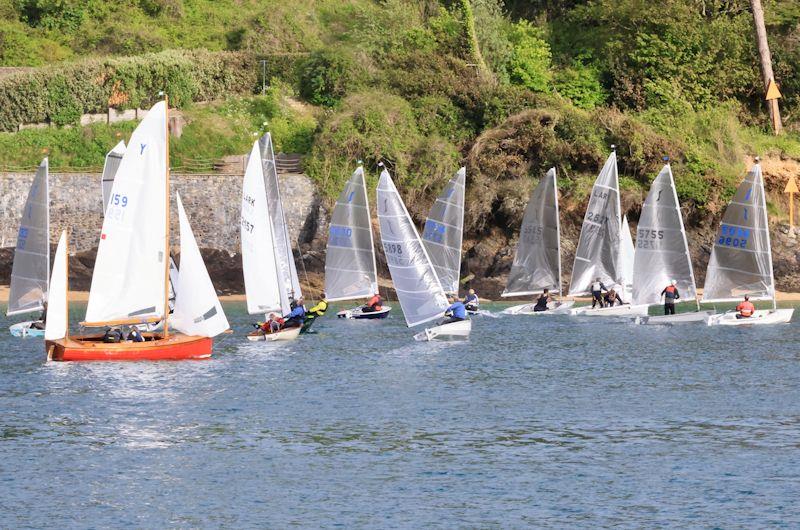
[325,164,390,320]
[500,168,574,315]
[377,168,470,341]
[8,158,50,338]
[704,159,793,325]
[632,161,714,324]
[44,99,229,361]
[568,149,647,317]
[241,139,303,341]
[422,167,465,296]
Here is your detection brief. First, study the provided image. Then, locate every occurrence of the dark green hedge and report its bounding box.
[0,49,260,131]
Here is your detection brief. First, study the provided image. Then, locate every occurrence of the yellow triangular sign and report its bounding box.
[784,175,799,194]
[766,79,782,101]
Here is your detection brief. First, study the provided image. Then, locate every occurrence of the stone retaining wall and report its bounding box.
[0,172,326,254]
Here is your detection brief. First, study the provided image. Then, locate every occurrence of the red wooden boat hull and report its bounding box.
[45,333,213,362]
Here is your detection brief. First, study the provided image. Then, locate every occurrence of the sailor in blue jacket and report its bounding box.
[442,295,467,324]
[282,297,306,328]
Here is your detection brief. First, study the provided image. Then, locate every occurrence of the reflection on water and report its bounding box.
[2,301,800,526]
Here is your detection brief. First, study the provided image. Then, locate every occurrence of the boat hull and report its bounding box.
[414,319,471,342]
[45,333,212,361]
[9,321,45,338]
[337,306,392,320]
[502,300,575,316]
[247,327,301,341]
[634,310,715,325]
[707,308,794,326]
[570,304,649,317]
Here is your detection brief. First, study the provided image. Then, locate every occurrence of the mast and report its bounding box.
[65,233,69,340]
[45,158,51,302]
[611,145,623,287]
[163,94,171,337]
[756,157,778,310]
[363,163,379,293]
[553,168,563,296]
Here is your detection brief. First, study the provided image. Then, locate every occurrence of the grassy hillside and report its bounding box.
[1,0,800,231]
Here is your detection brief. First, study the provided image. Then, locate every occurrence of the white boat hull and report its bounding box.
[635,310,715,325]
[9,321,45,338]
[414,319,471,342]
[502,300,575,315]
[707,308,794,326]
[247,327,301,341]
[336,306,392,320]
[570,304,649,317]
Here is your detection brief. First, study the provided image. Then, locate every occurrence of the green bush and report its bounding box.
[507,20,551,93]
[0,49,258,131]
[298,49,360,107]
[554,61,607,110]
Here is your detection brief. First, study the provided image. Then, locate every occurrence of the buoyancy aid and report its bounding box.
[736,300,755,317]
[663,285,678,301]
[367,295,382,310]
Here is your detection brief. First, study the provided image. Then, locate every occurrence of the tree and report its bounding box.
[750,0,782,133]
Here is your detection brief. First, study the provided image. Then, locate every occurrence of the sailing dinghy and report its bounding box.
[325,165,391,320]
[568,150,647,317]
[44,100,229,361]
[8,158,50,338]
[241,139,304,341]
[632,162,714,324]
[500,168,574,316]
[377,169,470,341]
[704,160,793,326]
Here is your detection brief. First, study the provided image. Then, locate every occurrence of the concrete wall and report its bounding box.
[0,172,327,254]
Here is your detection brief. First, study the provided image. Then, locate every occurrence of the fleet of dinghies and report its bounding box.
[4,99,796,358]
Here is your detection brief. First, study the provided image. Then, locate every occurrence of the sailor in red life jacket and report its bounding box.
[736,295,755,319]
[661,279,680,315]
[362,293,382,313]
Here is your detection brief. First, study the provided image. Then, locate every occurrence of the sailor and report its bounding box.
[442,294,467,324]
[282,297,306,328]
[661,279,680,315]
[30,300,47,330]
[463,289,479,312]
[736,295,755,319]
[301,298,328,333]
[604,287,624,307]
[591,277,607,308]
[533,289,551,312]
[362,293,382,313]
[127,327,145,343]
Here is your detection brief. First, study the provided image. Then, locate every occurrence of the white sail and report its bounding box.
[377,169,449,327]
[324,165,379,301]
[7,158,50,316]
[171,193,229,337]
[101,140,126,214]
[502,167,561,296]
[422,167,465,294]
[44,231,68,341]
[703,163,775,303]
[568,152,622,295]
[632,164,698,306]
[241,140,284,314]
[619,214,635,296]
[259,133,302,308]
[84,101,167,324]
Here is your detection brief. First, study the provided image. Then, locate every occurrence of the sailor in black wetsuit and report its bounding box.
[661,279,680,315]
[533,289,551,312]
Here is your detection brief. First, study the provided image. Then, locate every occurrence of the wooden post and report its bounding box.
[750,0,782,134]
[163,94,171,338]
[784,175,798,229]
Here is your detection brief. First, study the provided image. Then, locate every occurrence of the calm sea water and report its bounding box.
[2,301,800,528]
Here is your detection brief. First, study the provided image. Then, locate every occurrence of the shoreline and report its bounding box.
[4,285,800,303]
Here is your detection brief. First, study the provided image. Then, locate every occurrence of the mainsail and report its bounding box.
[324,165,379,301]
[619,214,635,296]
[502,167,561,296]
[241,140,284,315]
[703,163,774,303]
[44,231,68,341]
[84,101,167,324]
[101,140,126,213]
[377,169,449,327]
[568,152,622,295]
[170,193,229,337]
[259,133,302,308]
[422,167,465,294]
[8,158,50,316]
[632,164,698,306]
